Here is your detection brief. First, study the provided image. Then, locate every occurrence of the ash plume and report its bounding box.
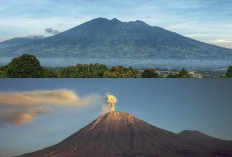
[0,89,103,125]
[0,107,51,125]
[106,95,117,112]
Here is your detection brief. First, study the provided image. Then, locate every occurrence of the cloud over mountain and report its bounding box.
[45,28,60,35]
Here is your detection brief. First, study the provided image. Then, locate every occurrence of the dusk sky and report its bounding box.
[0,0,232,48]
[0,79,232,157]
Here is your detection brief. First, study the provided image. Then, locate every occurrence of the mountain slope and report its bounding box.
[16,111,232,157]
[1,18,232,60]
[0,36,44,49]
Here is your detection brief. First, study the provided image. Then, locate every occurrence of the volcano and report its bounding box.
[1,18,232,60]
[16,111,232,157]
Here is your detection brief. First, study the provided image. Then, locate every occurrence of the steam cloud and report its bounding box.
[45,28,60,35]
[106,95,117,112]
[0,89,102,125]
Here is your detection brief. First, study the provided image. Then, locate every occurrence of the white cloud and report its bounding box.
[212,39,232,43]
[208,39,232,49]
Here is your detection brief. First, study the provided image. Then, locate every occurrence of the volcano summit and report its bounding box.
[17,111,232,157]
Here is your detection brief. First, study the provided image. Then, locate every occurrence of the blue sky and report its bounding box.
[0,0,232,48]
[0,79,232,157]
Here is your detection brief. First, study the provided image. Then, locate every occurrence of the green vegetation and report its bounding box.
[141,69,159,78]
[5,54,44,78]
[103,66,139,78]
[178,68,190,78]
[60,64,109,78]
[0,65,7,78]
[166,73,178,78]
[0,54,231,78]
[224,66,232,78]
[43,67,58,78]
[166,68,190,78]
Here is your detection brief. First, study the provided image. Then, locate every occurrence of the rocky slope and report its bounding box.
[16,111,232,157]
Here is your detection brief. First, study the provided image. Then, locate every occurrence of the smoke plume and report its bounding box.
[0,108,51,125]
[0,89,103,125]
[106,95,117,112]
[0,89,80,107]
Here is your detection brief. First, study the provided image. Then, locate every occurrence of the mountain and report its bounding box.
[0,35,45,50]
[1,17,232,60]
[16,111,232,157]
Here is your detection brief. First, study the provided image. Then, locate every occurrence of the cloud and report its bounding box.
[0,89,103,125]
[185,34,213,37]
[209,39,232,48]
[0,107,51,125]
[45,28,60,35]
[0,89,98,107]
[212,39,232,43]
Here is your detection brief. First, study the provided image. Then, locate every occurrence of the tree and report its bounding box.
[60,66,77,78]
[103,66,139,78]
[141,69,159,78]
[75,63,109,78]
[166,73,178,78]
[0,65,7,78]
[43,67,58,78]
[178,68,190,78]
[225,66,232,78]
[0,71,6,78]
[60,63,109,78]
[6,54,44,78]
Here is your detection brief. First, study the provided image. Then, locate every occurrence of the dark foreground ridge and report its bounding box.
[16,111,232,157]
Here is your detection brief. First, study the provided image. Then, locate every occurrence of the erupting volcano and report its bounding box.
[16,111,232,157]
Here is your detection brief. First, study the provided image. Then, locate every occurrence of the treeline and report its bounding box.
[0,54,139,78]
[0,54,232,78]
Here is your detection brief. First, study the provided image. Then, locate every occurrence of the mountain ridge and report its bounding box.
[1,17,232,60]
[16,111,232,157]
[0,35,45,50]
